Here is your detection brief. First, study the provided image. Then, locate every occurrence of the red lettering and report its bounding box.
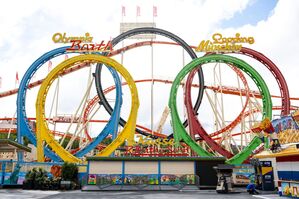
[96,41,105,51]
[66,40,81,51]
[89,44,95,51]
[81,44,89,51]
[104,41,113,51]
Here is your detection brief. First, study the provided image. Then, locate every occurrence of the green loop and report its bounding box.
[168,54,272,164]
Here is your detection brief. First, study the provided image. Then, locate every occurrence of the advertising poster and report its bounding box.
[3,172,11,184]
[109,174,123,185]
[16,172,26,185]
[124,174,158,185]
[88,174,97,185]
[282,182,299,198]
[290,183,299,198]
[233,165,255,185]
[160,174,180,185]
[272,116,299,133]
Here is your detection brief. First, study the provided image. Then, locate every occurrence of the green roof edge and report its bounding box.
[86,156,226,161]
[0,139,31,152]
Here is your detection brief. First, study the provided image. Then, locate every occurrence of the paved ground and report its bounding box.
[0,189,283,199]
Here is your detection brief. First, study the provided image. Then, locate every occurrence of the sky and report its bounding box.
[0,0,299,139]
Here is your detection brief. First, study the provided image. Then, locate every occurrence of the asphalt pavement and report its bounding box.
[0,189,282,199]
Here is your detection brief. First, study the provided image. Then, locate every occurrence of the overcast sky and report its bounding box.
[0,0,299,137]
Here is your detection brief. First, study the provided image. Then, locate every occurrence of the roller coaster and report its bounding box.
[0,27,298,165]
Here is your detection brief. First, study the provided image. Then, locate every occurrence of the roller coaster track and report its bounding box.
[0,40,292,161]
[2,106,296,140]
[95,28,204,140]
[36,54,139,163]
[184,64,250,158]
[169,54,272,164]
[83,79,295,141]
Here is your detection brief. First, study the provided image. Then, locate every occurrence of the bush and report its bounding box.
[23,167,49,190]
[23,167,63,190]
[61,162,78,182]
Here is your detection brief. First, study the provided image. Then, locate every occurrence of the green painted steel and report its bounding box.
[168,54,272,164]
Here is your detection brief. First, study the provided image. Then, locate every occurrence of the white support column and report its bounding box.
[151,40,154,135]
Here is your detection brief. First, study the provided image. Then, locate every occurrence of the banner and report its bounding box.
[282,181,299,198]
[272,116,299,133]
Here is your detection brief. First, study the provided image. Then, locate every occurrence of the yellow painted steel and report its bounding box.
[36,54,139,162]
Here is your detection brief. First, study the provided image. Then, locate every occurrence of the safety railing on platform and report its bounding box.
[82,174,200,190]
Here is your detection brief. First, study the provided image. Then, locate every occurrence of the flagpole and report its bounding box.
[151,6,155,136]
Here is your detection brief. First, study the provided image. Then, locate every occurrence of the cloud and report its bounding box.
[2,0,297,139]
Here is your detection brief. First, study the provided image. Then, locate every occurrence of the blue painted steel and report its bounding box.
[86,160,90,174]
[17,46,122,161]
[122,160,125,185]
[158,161,161,184]
[75,66,122,157]
[1,162,5,185]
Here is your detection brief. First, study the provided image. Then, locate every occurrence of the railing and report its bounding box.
[82,174,200,190]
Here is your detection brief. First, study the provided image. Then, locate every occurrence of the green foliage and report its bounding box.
[23,136,31,146]
[61,162,78,181]
[25,167,48,183]
[35,168,48,183]
[101,137,112,145]
[59,135,79,149]
[0,133,17,141]
[24,167,63,190]
[0,133,31,146]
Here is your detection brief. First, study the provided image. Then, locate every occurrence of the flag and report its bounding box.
[15,72,19,85]
[122,6,126,16]
[153,6,157,17]
[48,60,52,72]
[65,54,69,60]
[136,6,140,17]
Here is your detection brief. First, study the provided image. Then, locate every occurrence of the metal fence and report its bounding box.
[82,174,200,190]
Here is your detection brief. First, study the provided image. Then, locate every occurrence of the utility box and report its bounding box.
[258,161,275,191]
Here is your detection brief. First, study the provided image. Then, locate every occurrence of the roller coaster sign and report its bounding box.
[195,33,254,52]
[123,136,190,157]
[52,32,113,52]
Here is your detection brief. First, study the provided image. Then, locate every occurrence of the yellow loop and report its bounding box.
[36,54,139,163]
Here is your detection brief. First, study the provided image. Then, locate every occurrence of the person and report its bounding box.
[247,183,259,194]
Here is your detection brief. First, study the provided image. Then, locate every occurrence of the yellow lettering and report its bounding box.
[248,37,255,44]
[236,44,242,51]
[195,40,210,52]
[212,33,222,44]
[52,32,94,43]
[52,33,62,43]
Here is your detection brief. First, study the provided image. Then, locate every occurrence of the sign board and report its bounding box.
[195,33,254,52]
[232,164,254,185]
[272,116,299,133]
